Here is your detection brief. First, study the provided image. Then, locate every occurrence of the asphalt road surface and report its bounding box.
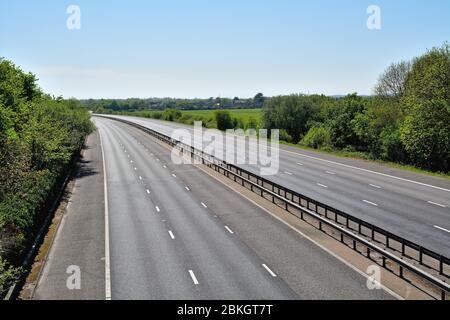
[102,115,450,257]
[77,116,392,300]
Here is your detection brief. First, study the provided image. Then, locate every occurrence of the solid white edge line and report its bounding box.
[434,225,450,233]
[363,200,379,207]
[281,149,450,193]
[188,270,199,285]
[427,201,446,208]
[98,129,112,301]
[262,264,277,277]
[195,164,402,300]
[225,226,234,234]
[122,115,448,192]
[168,230,175,239]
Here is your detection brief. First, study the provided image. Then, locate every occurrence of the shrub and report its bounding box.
[162,109,182,122]
[215,110,234,130]
[301,126,332,149]
[0,258,21,298]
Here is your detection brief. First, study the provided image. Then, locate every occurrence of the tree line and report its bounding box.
[263,43,449,173]
[0,58,94,297]
[93,43,449,174]
[82,93,266,113]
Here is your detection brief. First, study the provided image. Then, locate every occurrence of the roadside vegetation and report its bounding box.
[0,58,94,298]
[92,43,449,175]
[263,43,449,174]
[110,108,262,131]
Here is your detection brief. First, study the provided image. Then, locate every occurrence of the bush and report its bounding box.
[0,258,21,298]
[301,126,332,149]
[279,130,293,143]
[0,58,94,298]
[215,110,234,130]
[162,109,182,122]
[400,99,450,171]
[246,117,259,130]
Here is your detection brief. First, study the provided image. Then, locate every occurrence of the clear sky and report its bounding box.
[1,0,449,99]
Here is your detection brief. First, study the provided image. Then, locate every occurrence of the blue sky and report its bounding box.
[1,0,449,99]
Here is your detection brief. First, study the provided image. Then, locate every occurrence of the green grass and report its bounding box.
[112,108,449,179]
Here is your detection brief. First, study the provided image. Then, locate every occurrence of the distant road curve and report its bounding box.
[101,114,450,257]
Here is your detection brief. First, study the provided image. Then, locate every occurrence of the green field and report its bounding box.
[182,108,262,124]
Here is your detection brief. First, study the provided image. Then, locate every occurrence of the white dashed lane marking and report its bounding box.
[428,201,446,208]
[363,200,378,207]
[434,225,450,233]
[262,264,277,277]
[168,230,175,239]
[188,270,199,285]
[201,202,207,208]
[317,183,328,188]
[224,226,234,234]
[369,184,381,189]
[155,206,161,212]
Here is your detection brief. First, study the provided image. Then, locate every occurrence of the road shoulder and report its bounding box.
[21,129,105,300]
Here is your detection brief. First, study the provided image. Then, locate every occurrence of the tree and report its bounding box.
[253,93,265,108]
[374,61,411,99]
[398,43,450,171]
[262,94,323,143]
[324,94,366,148]
[215,110,234,130]
[301,126,332,149]
[400,99,449,171]
[403,43,450,103]
[351,98,406,161]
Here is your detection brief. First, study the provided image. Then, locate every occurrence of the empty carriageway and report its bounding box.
[94,116,393,300]
[102,115,450,257]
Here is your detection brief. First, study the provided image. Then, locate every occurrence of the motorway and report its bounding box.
[102,115,450,257]
[88,116,393,299]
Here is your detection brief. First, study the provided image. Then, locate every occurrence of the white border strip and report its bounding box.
[282,149,450,193]
[99,128,112,301]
